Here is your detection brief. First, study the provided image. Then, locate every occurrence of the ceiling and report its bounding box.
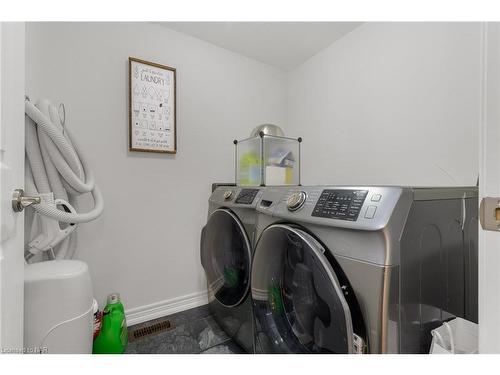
[159,22,363,70]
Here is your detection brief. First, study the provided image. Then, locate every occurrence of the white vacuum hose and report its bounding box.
[25,97,104,260]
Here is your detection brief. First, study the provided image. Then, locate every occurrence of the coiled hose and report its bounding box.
[25,98,104,260]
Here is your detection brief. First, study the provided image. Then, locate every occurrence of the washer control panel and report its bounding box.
[269,186,404,231]
[235,188,260,204]
[312,189,368,221]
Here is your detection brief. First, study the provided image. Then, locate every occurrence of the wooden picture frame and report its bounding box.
[129,57,177,154]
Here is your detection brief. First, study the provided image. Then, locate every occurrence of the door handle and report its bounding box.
[479,197,500,231]
[12,189,41,212]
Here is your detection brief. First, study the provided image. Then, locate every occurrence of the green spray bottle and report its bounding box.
[93,293,128,354]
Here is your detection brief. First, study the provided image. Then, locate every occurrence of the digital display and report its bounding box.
[235,189,259,204]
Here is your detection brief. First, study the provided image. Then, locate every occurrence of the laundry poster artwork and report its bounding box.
[129,57,176,153]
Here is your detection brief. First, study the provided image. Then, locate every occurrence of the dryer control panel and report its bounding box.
[312,189,368,221]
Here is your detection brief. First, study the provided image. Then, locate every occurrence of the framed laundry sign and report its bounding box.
[129,57,177,154]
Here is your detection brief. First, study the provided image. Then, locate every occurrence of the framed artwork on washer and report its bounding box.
[129,57,177,154]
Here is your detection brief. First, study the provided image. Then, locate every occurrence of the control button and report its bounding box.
[364,205,377,219]
[371,194,382,202]
[223,190,233,200]
[312,189,368,221]
[287,191,307,211]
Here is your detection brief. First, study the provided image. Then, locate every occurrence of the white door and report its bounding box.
[0,22,25,352]
[479,22,500,353]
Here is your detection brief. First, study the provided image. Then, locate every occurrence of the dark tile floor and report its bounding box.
[125,304,246,354]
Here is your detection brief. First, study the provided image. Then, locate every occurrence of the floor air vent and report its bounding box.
[129,319,174,342]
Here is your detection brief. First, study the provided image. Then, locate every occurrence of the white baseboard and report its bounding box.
[125,290,208,327]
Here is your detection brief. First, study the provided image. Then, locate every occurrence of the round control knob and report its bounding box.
[287,191,307,211]
[223,190,233,200]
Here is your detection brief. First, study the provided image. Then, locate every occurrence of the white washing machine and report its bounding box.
[251,185,478,353]
[200,185,264,353]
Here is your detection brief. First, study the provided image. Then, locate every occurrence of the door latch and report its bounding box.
[479,197,500,231]
[12,189,41,212]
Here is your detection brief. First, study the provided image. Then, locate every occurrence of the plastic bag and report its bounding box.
[430,317,478,354]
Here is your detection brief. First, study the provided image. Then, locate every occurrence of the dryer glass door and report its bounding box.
[252,224,354,353]
[201,209,252,308]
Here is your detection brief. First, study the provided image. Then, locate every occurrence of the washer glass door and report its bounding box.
[201,208,252,308]
[252,224,354,353]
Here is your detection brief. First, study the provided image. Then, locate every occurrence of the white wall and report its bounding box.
[287,23,481,186]
[25,22,286,321]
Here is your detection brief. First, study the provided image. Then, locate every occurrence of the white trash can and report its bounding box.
[24,260,94,354]
[430,317,478,354]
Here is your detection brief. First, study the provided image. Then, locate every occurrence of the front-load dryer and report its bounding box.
[251,186,478,354]
[200,186,264,353]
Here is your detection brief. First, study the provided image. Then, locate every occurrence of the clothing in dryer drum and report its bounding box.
[201,208,252,307]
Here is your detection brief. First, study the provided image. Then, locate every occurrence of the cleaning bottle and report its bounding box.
[92,293,128,354]
[239,152,261,186]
